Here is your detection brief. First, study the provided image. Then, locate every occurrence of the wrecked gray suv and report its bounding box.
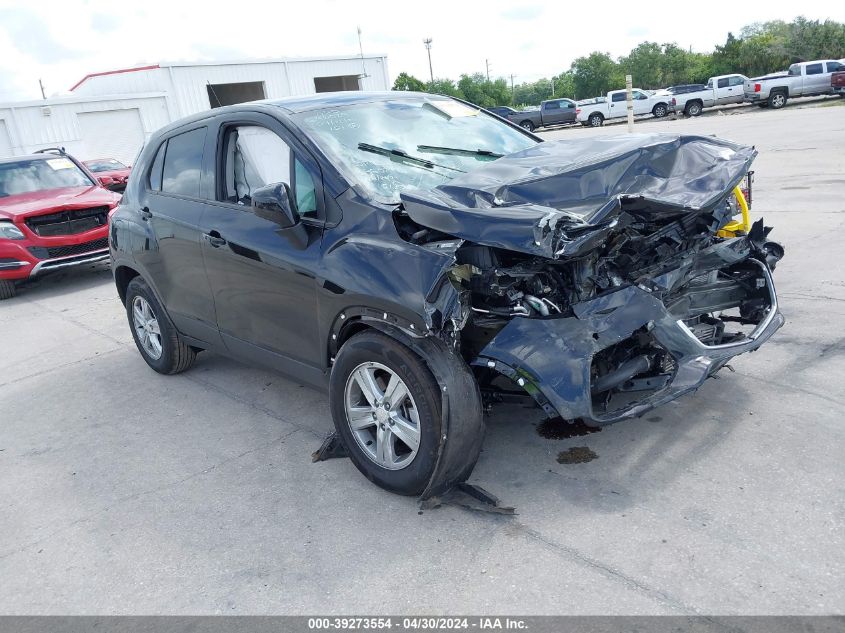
[111,91,784,500]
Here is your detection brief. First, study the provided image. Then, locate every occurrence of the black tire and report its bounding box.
[125,276,196,375]
[768,91,787,109]
[0,279,16,300]
[685,101,703,117]
[588,113,603,127]
[519,120,535,132]
[330,330,443,495]
[653,103,668,118]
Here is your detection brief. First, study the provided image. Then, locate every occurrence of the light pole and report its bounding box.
[423,38,433,83]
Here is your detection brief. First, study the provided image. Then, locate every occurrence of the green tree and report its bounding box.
[426,78,462,98]
[392,72,427,92]
[571,52,623,98]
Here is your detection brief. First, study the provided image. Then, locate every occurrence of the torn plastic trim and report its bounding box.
[476,255,783,426]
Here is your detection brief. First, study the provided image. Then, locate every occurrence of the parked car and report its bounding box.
[84,158,131,192]
[0,149,120,299]
[663,74,748,116]
[744,60,844,108]
[576,88,671,126]
[508,98,578,131]
[111,91,784,498]
[484,106,519,118]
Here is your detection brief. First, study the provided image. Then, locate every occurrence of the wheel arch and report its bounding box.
[114,264,141,304]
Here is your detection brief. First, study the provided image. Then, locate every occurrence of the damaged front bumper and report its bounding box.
[475,255,783,426]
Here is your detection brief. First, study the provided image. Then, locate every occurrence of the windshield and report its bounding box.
[86,159,127,172]
[292,97,537,203]
[0,157,96,198]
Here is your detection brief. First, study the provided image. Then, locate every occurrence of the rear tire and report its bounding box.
[519,120,535,132]
[768,91,787,109]
[0,279,16,300]
[330,330,443,496]
[125,277,196,375]
[588,113,604,127]
[685,101,703,117]
[653,103,668,118]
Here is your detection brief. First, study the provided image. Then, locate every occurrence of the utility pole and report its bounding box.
[510,74,515,104]
[357,26,369,79]
[423,38,433,83]
[39,79,46,100]
[485,59,490,82]
[551,77,555,96]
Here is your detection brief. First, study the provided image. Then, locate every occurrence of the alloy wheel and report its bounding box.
[132,296,163,360]
[344,362,421,470]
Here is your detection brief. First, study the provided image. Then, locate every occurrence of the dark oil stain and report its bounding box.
[647,416,662,423]
[537,417,601,439]
[557,447,598,464]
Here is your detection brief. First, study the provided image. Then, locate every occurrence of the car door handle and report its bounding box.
[203,231,227,248]
[140,207,153,220]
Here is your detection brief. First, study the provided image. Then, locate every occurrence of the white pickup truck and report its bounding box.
[575,89,671,127]
[663,74,748,116]
[744,59,844,108]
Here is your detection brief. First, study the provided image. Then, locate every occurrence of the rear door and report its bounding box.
[199,113,325,373]
[135,126,219,342]
[714,77,733,103]
[803,62,827,94]
[540,100,566,125]
[608,91,627,117]
[559,99,577,123]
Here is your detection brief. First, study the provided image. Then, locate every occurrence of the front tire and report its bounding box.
[330,330,443,495]
[519,120,535,132]
[125,277,196,375]
[0,279,16,300]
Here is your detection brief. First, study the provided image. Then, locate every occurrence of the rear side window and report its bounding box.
[161,128,206,198]
[717,78,730,88]
[729,76,745,86]
[806,63,824,75]
[544,101,560,110]
[611,92,626,102]
[148,142,165,191]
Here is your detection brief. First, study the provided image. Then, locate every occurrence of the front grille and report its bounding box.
[25,206,109,237]
[28,237,109,260]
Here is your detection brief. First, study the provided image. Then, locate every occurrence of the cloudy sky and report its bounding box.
[1,0,843,102]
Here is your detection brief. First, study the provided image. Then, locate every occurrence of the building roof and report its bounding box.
[69,54,388,92]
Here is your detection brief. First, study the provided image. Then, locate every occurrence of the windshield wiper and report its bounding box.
[357,143,466,173]
[416,145,503,159]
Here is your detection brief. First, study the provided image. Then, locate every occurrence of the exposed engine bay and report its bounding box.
[396,134,785,425]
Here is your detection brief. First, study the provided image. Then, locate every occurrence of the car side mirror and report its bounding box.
[251,182,300,228]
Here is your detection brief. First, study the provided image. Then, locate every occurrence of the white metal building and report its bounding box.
[0,54,390,164]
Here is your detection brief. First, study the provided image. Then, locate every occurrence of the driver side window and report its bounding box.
[222,125,317,217]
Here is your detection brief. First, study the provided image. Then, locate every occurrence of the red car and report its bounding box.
[0,150,121,299]
[83,158,132,192]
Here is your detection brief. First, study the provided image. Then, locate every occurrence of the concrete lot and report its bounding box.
[1,105,844,615]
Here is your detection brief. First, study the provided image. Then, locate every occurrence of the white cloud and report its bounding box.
[0,0,843,101]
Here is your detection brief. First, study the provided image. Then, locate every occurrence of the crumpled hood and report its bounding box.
[400,134,756,259]
[0,186,120,221]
